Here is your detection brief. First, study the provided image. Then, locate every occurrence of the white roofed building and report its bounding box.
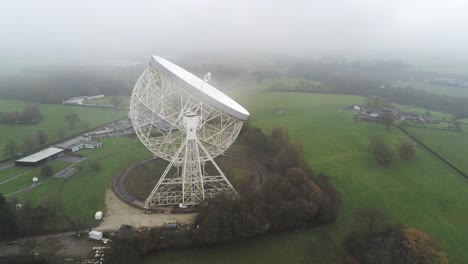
[15,147,65,167]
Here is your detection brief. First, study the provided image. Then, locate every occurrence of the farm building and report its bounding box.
[15,147,65,167]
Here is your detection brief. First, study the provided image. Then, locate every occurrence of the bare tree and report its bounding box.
[381,112,394,129]
[40,165,53,177]
[64,113,80,129]
[3,139,18,157]
[36,129,48,145]
[397,141,416,160]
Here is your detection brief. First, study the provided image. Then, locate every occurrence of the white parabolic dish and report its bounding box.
[150,56,250,121]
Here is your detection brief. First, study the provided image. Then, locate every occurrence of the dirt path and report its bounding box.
[97,189,196,231]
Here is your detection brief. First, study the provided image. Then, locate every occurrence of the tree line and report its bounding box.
[369,136,416,167]
[0,106,43,125]
[0,67,133,104]
[2,113,82,158]
[3,129,49,157]
[269,62,468,118]
[345,207,447,264]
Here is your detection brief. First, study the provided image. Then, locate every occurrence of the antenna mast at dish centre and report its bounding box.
[129,56,250,208]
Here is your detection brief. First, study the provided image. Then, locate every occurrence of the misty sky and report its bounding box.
[1,0,468,65]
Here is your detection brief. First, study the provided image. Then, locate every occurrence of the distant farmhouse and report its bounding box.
[354,106,440,124]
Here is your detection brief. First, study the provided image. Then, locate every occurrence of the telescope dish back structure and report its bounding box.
[129,56,249,207]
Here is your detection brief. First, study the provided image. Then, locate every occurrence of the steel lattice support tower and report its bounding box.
[144,114,236,207]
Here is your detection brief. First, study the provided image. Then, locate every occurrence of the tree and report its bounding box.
[3,139,18,157]
[381,112,394,129]
[43,192,64,217]
[90,161,101,172]
[21,106,43,124]
[71,216,88,237]
[315,174,341,224]
[345,224,408,264]
[269,126,290,153]
[357,207,389,233]
[19,239,38,257]
[40,165,53,178]
[104,237,142,264]
[64,113,80,129]
[397,141,416,160]
[450,117,462,132]
[402,229,448,264]
[35,129,48,145]
[21,135,37,152]
[55,129,67,140]
[111,96,125,107]
[0,194,17,240]
[369,136,395,167]
[38,237,63,261]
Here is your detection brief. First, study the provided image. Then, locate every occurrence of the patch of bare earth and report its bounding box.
[97,189,196,231]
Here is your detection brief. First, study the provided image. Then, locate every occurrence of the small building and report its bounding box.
[95,211,103,221]
[88,128,114,138]
[15,147,65,167]
[89,230,103,241]
[84,141,102,149]
[55,136,102,152]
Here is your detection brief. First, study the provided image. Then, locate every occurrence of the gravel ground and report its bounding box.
[96,189,196,231]
[0,233,97,260]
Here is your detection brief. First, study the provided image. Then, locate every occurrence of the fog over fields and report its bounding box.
[1,0,468,69]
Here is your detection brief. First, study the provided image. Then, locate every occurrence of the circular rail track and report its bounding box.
[112,152,267,213]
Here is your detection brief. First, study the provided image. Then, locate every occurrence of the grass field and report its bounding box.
[146,92,468,264]
[2,90,468,262]
[29,137,151,222]
[392,80,468,98]
[406,124,468,175]
[0,160,72,196]
[124,154,253,200]
[0,99,127,158]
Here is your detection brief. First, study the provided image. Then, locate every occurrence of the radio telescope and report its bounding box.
[129,56,249,208]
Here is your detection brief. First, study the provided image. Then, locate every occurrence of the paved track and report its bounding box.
[112,152,268,211]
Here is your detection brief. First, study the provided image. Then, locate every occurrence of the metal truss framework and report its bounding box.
[130,67,241,207]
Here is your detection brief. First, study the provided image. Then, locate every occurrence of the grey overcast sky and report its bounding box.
[1,0,468,64]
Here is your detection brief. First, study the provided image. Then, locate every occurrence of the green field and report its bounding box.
[0,99,127,158]
[146,92,468,264]
[2,90,468,263]
[1,137,151,225]
[392,80,468,98]
[407,124,468,176]
[25,137,152,221]
[0,160,72,196]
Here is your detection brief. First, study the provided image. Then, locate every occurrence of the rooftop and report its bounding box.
[55,136,88,149]
[16,147,64,163]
